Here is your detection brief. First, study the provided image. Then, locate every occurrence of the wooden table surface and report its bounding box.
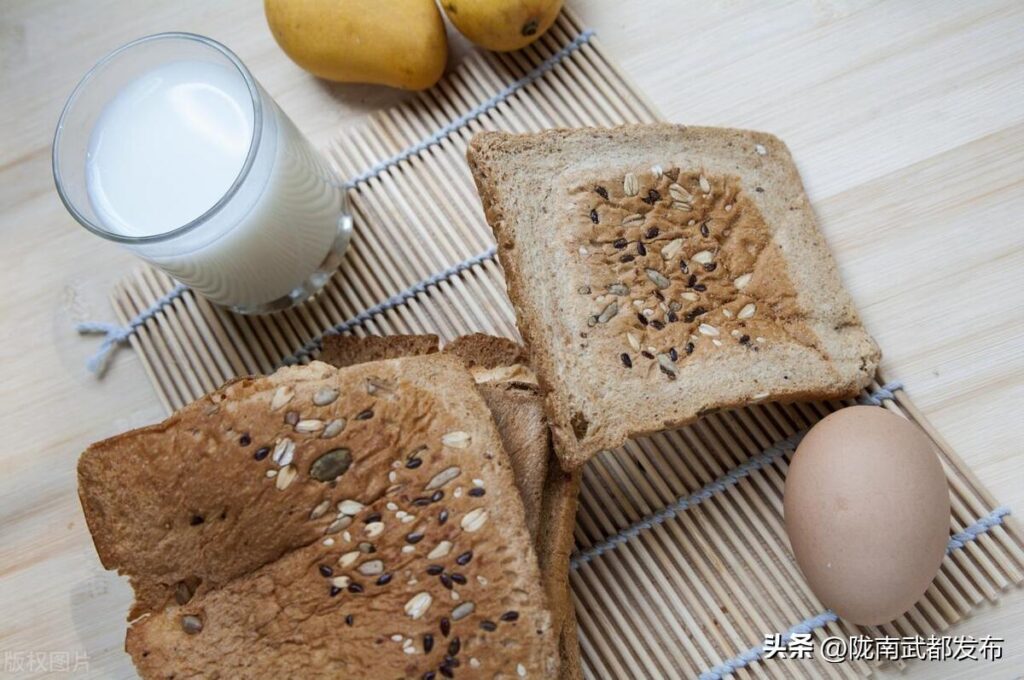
[1,1,1021,677]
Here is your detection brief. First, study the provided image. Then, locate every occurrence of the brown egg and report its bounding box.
[784,406,950,625]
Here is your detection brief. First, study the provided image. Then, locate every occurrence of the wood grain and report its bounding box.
[0,1,1021,678]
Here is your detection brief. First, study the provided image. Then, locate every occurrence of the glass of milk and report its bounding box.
[53,33,352,314]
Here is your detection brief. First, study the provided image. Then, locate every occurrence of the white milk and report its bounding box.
[86,59,344,310]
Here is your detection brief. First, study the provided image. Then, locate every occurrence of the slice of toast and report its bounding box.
[467,124,881,468]
[319,332,583,679]
[79,355,559,678]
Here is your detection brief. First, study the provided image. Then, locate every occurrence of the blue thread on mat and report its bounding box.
[858,381,903,405]
[698,506,1014,680]
[279,246,499,367]
[947,506,1010,552]
[570,383,903,569]
[77,282,189,374]
[340,29,596,190]
[78,29,594,375]
[698,611,840,680]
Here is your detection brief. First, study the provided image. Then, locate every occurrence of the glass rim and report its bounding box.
[52,32,263,245]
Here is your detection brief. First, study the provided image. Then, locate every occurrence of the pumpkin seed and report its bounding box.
[310,448,352,482]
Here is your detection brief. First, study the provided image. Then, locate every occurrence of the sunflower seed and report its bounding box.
[461,508,488,532]
[272,438,295,467]
[405,592,433,620]
[691,250,714,265]
[650,164,663,178]
[313,387,340,406]
[673,201,693,212]
[310,448,352,482]
[608,283,629,296]
[275,464,297,490]
[738,303,757,320]
[668,183,691,202]
[646,269,670,289]
[426,466,461,491]
[321,418,346,438]
[181,615,203,635]
[698,323,720,337]
[622,213,644,227]
[626,332,642,351]
[451,602,475,621]
[428,540,453,560]
[338,499,365,516]
[310,499,331,520]
[623,173,639,196]
[597,301,618,323]
[325,516,352,534]
[661,238,684,260]
[517,663,527,677]
[339,551,360,568]
[699,174,711,193]
[358,560,384,576]
[295,419,324,434]
[734,273,752,289]
[270,386,294,411]
[441,431,471,449]
[680,291,699,302]
[723,309,734,319]
[366,377,395,395]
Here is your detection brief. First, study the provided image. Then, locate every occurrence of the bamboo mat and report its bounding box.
[106,11,1023,679]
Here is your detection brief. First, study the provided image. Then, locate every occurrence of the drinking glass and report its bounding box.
[53,33,352,314]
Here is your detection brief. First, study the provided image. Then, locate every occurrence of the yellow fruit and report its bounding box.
[441,0,563,52]
[265,0,447,90]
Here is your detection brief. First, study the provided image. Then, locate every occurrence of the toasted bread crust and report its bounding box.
[318,333,439,367]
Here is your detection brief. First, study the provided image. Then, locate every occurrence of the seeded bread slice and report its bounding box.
[467,124,881,468]
[320,332,583,679]
[80,355,559,678]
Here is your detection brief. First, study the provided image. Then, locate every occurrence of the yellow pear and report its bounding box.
[440,0,563,52]
[265,0,448,90]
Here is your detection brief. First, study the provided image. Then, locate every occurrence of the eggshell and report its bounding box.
[784,406,950,625]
